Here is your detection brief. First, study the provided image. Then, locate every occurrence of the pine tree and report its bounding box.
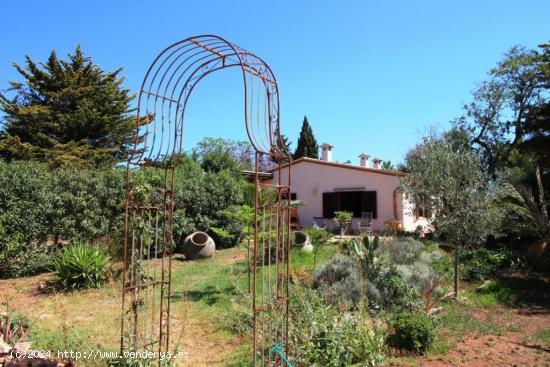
[293,116,319,159]
[520,43,550,171]
[0,46,140,168]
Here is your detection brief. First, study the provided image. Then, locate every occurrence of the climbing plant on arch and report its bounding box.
[121,35,293,365]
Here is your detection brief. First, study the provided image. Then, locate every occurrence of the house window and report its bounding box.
[322,191,377,218]
[290,193,297,201]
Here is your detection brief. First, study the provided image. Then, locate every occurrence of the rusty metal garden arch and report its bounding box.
[121,35,292,365]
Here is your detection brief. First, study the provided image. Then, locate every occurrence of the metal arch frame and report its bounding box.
[121,35,292,365]
[129,35,287,162]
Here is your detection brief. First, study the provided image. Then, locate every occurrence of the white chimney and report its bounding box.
[372,158,382,169]
[320,143,333,162]
[358,153,369,167]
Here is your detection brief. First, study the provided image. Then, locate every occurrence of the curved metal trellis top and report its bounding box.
[129,34,289,165]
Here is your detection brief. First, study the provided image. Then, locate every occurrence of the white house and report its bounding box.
[267,144,430,232]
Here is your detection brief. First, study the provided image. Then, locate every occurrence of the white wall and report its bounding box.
[402,193,433,233]
[269,160,416,231]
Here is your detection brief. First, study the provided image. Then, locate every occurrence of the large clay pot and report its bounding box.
[527,239,548,263]
[182,232,215,259]
[294,231,313,253]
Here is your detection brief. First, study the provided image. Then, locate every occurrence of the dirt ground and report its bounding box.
[417,275,550,367]
[417,311,549,366]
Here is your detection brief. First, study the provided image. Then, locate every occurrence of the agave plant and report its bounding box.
[53,243,110,290]
[351,235,379,265]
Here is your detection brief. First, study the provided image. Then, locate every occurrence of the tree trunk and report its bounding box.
[454,247,459,299]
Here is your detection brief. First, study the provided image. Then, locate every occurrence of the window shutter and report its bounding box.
[323,192,337,218]
[324,191,377,219]
[361,191,377,219]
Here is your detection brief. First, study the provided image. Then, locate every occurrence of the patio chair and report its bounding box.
[312,216,326,229]
[359,212,373,236]
[352,220,363,236]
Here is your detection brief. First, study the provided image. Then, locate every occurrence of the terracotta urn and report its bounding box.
[182,232,215,259]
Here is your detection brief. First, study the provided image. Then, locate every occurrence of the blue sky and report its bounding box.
[1,0,549,165]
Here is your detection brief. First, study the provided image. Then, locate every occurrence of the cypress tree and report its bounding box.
[293,116,319,159]
[0,46,141,168]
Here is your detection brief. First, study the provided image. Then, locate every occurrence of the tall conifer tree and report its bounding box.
[293,116,318,159]
[0,46,141,168]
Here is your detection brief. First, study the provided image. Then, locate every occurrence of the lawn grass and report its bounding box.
[290,242,338,272]
[3,240,340,366]
[465,279,516,307]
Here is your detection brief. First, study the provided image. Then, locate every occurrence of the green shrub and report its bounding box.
[338,239,354,256]
[459,247,523,281]
[0,151,247,279]
[53,243,110,290]
[290,286,387,366]
[382,237,424,265]
[313,255,358,284]
[366,238,451,310]
[1,241,54,278]
[395,261,432,294]
[389,311,435,353]
[459,248,496,281]
[52,167,125,241]
[173,161,245,248]
[0,161,56,243]
[364,260,417,311]
[313,255,364,306]
[0,161,124,279]
[352,236,421,311]
[0,218,55,278]
[209,215,245,249]
[0,160,125,244]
